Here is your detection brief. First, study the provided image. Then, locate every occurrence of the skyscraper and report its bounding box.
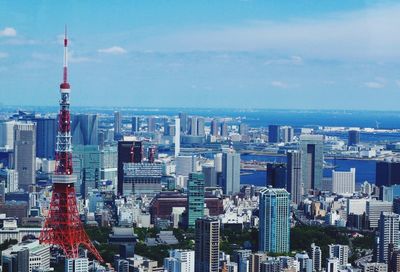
[332,168,355,195]
[287,150,303,205]
[348,130,360,146]
[299,134,324,191]
[164,249,195,272]
[378,212,400,264]
[197,118,205,137]
[280,126,294,143]
[210,119,219,136]
[195,217,220,272]
[266,163,287,188]
[147,116,156,133]
[259,187,290,253]
[0,121,17,149]
[34,117,57,159]
[239,123,249,136]
[179,112,188,134]
[71,114,98,146]
[73,145,101,196]
[175,118,181,157]
[311,243,322,272]
[187,172,205,228]
[131,116,140,134]
[13,122,36,191]
[220,122,228,138]
[221,151,240,195]
[268,125,280,143]
[189,116,198,136]
[202,165,217,187]
[117,140,134,195]
[114,111,122,140]
[376,161,400,187]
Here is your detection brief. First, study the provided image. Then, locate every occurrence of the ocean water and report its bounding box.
[240,154,376,187]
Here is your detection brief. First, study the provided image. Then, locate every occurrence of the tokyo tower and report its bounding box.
[39,28,104,263]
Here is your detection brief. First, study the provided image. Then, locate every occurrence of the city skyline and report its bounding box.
[1,1,400,110]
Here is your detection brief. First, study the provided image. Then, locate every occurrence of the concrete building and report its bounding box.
[164,249,195,272]
[1,240,50,272]
[123,162,162,196]
[378,212,400,264]
[311,243,322,272]
[361,262,388,272]
[131,116,140,134]
[0,169,18,193]
[210,119,219,136]
[73,145,101,196]
[299,134,324,191]
[13,122,36,191]
[287,150,303,205]
[268,125,280,143]
[328,244,349,266]
[71,114,98,145]
[348,130,360,146]
[332,168,355,195]
[65,258,89,272]
[114,111,122,140]
[221,151,240,195]
[259,187,290,253]
[175,118,181,157]
[326,258,339,272]
[266,163,287,188]
[0,121,17,149]
[34,117,57,159]
[367,200,393,228]
[187,172,205,228]
[147,116,156,133]
[195,217,220,272]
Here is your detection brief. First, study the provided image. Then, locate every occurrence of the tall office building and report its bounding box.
[14,122,36,191]
[0,121,17,149]
[326,258,339,272]
[332,168,355,195]
[195,217,220,272]
[132,141,143,163]
[367,200,393,229]
[348,130,360,146]
[259,187,290,253]
[221,151,240,195]
[123,162,162,196]
[175,118,181,157]
[280,126,294,143]
[114,111,122,140]
[378,212,400,264]
[197,118,205,137]
[117,140,134,195]
[73,145,101,196]
[239,123,249,136]
[376,161,400,187]
[71,114,98,145]
[202,165,217,187]
[210,119,219,136]
[266,163,287,188]
[0,169,18,193]
[34,117,57,159]
[187,172,205,228]
[176,155,197,177]
[268,125,280,143]
[329,244,349,266]
[311,243,322,272]
[220,122,228,138]
[232,249,251,272]
[179,112,188,134]
[299,134,324,191]
[147,116,156,133]
[131,116,140,134]
[189,116,198,136]
[287,150,303,205]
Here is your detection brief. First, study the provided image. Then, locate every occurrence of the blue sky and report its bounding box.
[1,0,400,110]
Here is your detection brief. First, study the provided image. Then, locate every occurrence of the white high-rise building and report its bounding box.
[164,249,195,272]
[221,151,240,195]
[326,258,339,272]
[347,198,367,216]
[214,153,222,173]
[328,244,349,266]
[65,258,89,272]
[332,168,355,195]
[176,155,196,177]
[0,121,17,149]
[0,169,18,193]
[311,243,322,272]
[175,118,180,157]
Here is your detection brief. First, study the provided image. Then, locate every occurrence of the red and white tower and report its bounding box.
[39,28,104,263]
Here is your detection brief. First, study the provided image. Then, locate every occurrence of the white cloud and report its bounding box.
[0,52,8,59]
[271,81,288,88]
[139,4,400,60]
[98,46,127,55]
[364,81,385,89]
[0,27,17,37]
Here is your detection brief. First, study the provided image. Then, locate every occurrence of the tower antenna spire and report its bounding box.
[63,25,68,84]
